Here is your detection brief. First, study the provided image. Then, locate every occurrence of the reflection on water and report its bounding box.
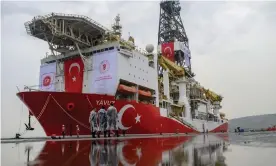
[3,133,276,166]
[2,134,232,166]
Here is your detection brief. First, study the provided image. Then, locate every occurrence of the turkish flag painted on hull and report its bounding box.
[161,42,175,62]
[64,57,84,93]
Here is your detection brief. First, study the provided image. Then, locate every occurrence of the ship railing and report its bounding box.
[192,114,222,123]
[190,98,208,104]
[118,38,149,56]
[20,82,63,92]
[32,13,111,33]
[58,13,111,32]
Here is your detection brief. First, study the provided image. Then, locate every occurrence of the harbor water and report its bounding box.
[1,132,276,166]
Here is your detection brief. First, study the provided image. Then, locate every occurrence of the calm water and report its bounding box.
[1,132,276,166]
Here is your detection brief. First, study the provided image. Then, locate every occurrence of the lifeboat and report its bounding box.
[138,89,152,97]
[118,84,137,93]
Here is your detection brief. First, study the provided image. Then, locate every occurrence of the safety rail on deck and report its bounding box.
[26,13,152,60]
[21,82,64,92]
[31,13,111,33]
[41,42,151,64]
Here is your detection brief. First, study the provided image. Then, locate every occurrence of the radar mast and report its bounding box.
[112,14,122,39]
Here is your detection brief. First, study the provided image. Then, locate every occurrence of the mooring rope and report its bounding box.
[18,94,51,136]
[51,95,90,130]
[86,95,93,108]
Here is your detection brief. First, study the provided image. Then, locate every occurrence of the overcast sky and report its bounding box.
[1,1,276,138]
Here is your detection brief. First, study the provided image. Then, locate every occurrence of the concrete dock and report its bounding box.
[1,133,204,144]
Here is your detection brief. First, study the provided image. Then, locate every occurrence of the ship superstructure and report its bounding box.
[25,12,158,105]
[16,1,227,137]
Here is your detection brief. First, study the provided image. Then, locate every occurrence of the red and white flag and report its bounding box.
[161,42,175,62]
[39,62,56,91]
[64,57,84,93]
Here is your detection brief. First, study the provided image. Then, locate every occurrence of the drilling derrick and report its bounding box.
[158,0,188,45]
[157,0,194,121]
[157,0,223,121]
[158,0,191,71]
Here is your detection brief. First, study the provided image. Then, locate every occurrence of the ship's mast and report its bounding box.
[112,14,122,39]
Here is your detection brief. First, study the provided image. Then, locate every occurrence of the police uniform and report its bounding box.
[89,108,98,138]
[98,106,108,137]
[107,103,119,137]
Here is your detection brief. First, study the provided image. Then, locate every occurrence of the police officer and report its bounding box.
[107,102,119,137]
[98,106,108,138]
[76,125,80,138]
[89,108,98,138]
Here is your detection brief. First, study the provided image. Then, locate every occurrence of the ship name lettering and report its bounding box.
[96,100,115,106]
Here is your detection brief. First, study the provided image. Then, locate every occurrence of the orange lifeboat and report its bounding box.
[118,84,137,93]
[138,90,152,97]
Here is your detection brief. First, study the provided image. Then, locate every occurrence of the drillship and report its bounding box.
[17,1,228,137]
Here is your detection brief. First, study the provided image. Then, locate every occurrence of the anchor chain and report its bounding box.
[18,94,51,137]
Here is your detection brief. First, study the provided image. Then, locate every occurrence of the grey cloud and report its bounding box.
[1,2,41,16]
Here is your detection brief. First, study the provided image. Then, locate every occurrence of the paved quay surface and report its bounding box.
[1,133,222,144]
